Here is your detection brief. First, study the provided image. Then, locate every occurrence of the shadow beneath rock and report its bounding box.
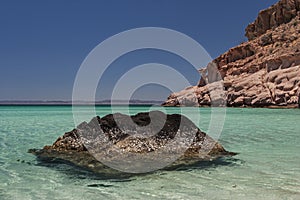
[33,155,243,181]
[34,156,136,181]
[165,156,243,171]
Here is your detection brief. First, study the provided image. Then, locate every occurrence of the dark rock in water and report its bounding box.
[29,111,235,174]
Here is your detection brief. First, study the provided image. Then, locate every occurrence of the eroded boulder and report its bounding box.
[29,111,235,174]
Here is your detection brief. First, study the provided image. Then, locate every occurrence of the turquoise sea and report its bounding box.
[0,106,299,200]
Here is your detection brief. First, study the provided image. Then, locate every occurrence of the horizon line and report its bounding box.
[0,99,164,106]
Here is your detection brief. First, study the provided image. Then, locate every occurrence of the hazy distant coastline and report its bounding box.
[0,100,163,106]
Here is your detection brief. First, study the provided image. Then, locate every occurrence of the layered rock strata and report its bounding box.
[163,0,300,108]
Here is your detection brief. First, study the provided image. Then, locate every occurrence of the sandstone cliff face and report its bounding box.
[163,0,300,108]
[246,0,300,40]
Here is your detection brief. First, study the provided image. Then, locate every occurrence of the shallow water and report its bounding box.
[0,106,299,199]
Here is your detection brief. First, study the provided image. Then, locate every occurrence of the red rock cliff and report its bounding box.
[163,0,300,108]
[246,0,300,40]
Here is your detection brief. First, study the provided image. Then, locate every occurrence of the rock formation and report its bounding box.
[163,0,300,108]
[246,0,300,40]
[29,111,235,173]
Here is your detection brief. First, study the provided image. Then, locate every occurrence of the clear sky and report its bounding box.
[0,0,278,101]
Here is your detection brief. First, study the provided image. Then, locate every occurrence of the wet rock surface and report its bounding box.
[29,111,235,174]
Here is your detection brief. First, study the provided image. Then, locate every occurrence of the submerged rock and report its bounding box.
[29,111,235,174]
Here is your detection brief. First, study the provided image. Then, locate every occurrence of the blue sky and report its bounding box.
[0,0,278,101]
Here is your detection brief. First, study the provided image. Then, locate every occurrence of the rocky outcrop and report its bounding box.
[163,0,300,108]
[29,111,235,173]
[246,0,300,40]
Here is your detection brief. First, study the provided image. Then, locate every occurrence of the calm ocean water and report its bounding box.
[0,106,299,200]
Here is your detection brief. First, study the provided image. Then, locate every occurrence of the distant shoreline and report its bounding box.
[0,100,163,106]
[0,102,298,109]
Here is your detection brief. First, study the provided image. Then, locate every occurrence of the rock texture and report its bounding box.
[163,0,300,108]
[29,111,235,173]
[246,0,300,40]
